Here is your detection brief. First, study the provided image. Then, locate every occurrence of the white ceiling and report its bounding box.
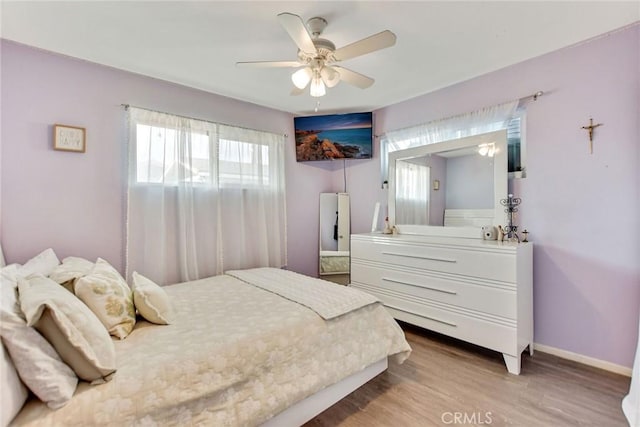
[1,1,638,115]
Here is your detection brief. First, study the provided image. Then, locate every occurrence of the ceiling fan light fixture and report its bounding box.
[291,67,313,89]
[320,66,340,88]
[310,76,326,97]
[242,13,396,98]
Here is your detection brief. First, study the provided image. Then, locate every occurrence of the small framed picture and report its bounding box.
[54,124,86,152]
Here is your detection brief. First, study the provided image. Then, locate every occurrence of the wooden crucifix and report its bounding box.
[581,118,603,154]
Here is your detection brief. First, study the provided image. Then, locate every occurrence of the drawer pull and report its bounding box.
[382,277,457,295]
[382,251,457,263]
[385,304,458,327]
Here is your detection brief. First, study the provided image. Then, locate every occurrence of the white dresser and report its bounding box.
[350,233,533,374]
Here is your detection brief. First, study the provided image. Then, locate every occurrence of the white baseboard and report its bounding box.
[534,343,632,377]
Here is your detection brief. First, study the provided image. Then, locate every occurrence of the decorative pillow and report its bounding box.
[48,256,95,293]
[1,312,78,409]
[1,265,28,423]
[1,265,23,315]
[1,270,77,409]
[18,275,116,383]
[18,248,60,277]
[1,344,28,424]
[1,263,20,285]
[131,272,175,325]
[74,258,135,339]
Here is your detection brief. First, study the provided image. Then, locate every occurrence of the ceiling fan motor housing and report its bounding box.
[298,39,336,63]
[307,17,328,37]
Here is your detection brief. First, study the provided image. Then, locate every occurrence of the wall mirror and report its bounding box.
[389,130,507,238]
[319,193,350,284]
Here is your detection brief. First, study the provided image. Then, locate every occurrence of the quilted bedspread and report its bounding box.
[12,269,411,426]
[226,267,378,319]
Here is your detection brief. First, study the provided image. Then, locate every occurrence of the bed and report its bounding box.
[4,266,411,426]
[319,250,350,275]
[443,208,494,227]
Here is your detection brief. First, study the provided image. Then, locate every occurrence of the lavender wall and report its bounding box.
[345,24,640,367]
[0,40,329,277]
[2,22,638,368]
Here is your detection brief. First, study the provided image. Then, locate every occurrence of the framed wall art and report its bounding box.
[54,124,86,152]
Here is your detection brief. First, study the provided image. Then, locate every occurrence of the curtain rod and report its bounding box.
[521,90,544,102]
[120,104,288,138]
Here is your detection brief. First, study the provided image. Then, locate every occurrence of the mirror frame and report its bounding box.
[388,130,508,238]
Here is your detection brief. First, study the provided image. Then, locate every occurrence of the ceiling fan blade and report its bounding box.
[236,61,302,68]
[333,30,397,62]
[331,66,374,89]
[277,12,317,55]
[290,86,305,96]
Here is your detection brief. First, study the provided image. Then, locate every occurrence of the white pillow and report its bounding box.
[1,265,23,315]
[18,275,116,384]
[1,269,77,410]
[48,256,94,292]
[1,264,29,423]
[0,243,6,267]
[18,248,60,277]
[131,272,175,325]
[1,263,20,284]
[1,311,78,410]
[74,258,136,339]
[1,344,28,425]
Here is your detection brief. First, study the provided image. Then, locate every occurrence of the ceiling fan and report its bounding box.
[236,13,397,97]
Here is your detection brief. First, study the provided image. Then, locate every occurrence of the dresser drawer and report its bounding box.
[350,282,517,355]
[351,239,516,283]
[351,263,516,319]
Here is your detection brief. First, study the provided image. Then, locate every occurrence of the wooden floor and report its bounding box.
[305,323,631,427]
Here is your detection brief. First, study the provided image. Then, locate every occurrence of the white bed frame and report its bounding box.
[261,358,388,427]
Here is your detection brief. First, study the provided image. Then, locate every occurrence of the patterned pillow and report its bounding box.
[74,258,136,339]
[131,272,175,325]
[17,274,115,384]
[48,257,94,293]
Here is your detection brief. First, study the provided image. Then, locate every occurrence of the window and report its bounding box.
[219,139,270,187]
[380,100,526,183]
[135,124,213,184]
[133,124,275,188]
[507,112,526,173]
[126,107,287,285]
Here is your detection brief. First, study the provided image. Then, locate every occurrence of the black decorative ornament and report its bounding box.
[500,194,522,242]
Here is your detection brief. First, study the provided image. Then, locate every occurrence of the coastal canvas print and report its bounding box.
[294,112,373,161]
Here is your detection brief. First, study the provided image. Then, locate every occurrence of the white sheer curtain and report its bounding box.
[381,100,519,182]
[395,161,429,225]
[126,108,286,285]
[217,125,287,271]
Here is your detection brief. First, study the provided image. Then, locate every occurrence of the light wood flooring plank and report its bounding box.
[304,323,631,427]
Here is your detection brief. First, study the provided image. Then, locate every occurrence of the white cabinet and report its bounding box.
[350,233,533,374]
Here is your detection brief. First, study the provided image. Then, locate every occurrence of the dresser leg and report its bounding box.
[503,354,521,375]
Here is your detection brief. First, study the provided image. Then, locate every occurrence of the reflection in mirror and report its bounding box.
[395,160,430,225]
[319,193,350,285]
[395,146,495,226]
[389,130,507,238]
